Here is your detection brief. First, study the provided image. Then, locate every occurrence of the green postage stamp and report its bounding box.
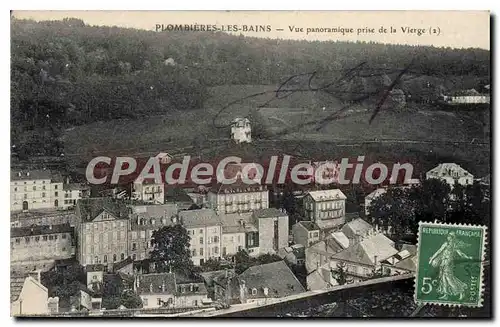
[415,222,487,307]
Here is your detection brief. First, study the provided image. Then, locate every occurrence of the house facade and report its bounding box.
[10,170,65,212]
[231,117,252,144]
[426,163,474,188]
[179,209,222,265]
[303,189,347,230]
[252,208,289,255]
[207,182,269,214]
[76,198,130,268]
[11,272,52,316]
[292,221,321,247]
[132,178,165,204]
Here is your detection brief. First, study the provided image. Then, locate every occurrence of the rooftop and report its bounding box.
[306,189,347,202]
[298,221,320,231]
[131,203,178,219]
[331,233,398,266]
[426,163,472,178]
[239,261,305,298]
[63,183,90,191]
[341,218,374,240]
[365,188,387,201]
[11,170,63,182]
[179,209,221,228]
[209,181,267,194]
[252,208,287,219]
[77,198,130,222]
[11,223,72,238]
[135,272,176,295]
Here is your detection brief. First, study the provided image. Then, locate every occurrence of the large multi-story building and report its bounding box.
[10,170,65,212]
[252,208,289,255]
[179,209,222,266]
[62,183,90,209]
[219,212,253,258]
[128,204,179,261]
[426,163,474,188]
[75,198,130,269]
[132,178,165,204]
[303,189,347,230]
[207,182,269,214]
[11,223,74,272]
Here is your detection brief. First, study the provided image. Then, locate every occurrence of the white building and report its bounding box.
[11,170,65,212]
[219,212,253,258]
[303,189,347,231]
[207,182,269,214]
[11,271,55,316]
[132,178,165,204]
[179,209,222,266]
[426,163,474,188]
[231,118,251,144]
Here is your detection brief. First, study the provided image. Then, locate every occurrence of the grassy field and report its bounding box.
[62,84,491,177]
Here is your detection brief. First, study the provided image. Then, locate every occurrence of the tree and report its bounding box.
[331,262,348,285]
[369,187,417,242]
[235,249,253,275]
[120,289,143,309]
[150,224,194,276]
[256,253,282,265]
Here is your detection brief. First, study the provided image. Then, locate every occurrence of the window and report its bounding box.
[143,298,148,306]
[113,254,117,262]
[192,249,197,257]
[121,253,125,261]
[43,236,48,241]
[55,192,58,197]
[49,235,54,240]
[213,246,219,255]
[132,243,137,251]
[24,194,27,199]
[199,237,203,245]
[15,238,20,244]
[54,235,58,240]
[42,186,46,190]
[25,237,30,243]
[132,254,137,261]
[214,236,219,243]
[157,298,162,306]
[14,187,17,192]
[55,185,58,190]
[200,248,204,256]
[104,255,108,263]
[33,186,36,191]
[62,234,67,239]
[35,236,40,242]
[199,229,203,234]
[252,288,257,295]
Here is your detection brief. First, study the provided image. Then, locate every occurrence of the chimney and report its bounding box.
[26,172,30,177]
[162,281,165,292]
[134,275,140,292]
[149,283,153,293]
[49,225,52,230]
[17,172,21,177]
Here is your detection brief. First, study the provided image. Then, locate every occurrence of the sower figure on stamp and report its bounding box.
[429,232,472,301]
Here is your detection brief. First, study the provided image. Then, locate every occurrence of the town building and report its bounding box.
[278,244,306,266]
[11,210,77,228]
[252,208,289,255]
[10,170,65,212]
[302,189,347,230]
[62,183,90,209]
[11,271,55,316]
[231,117,252,144]
[11,223,74,273]
[179,209,222,265]
[214,261,305,305]
[132,178,165,204]
[155,152,173,165]
[426,163,474,188]
[128,204,179,261]
[441,89,490,104]
[75,198,130,268]
[207,182,269,214]
[292,221,321,247]
[134,272,210,309]
[219,212,253,258]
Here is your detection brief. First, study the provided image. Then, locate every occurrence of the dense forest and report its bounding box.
[11,18,490,156]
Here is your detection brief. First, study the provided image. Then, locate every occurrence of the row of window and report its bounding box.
[13,180,51,185]
[85,221,126,230]
[13,233,68,245]
[93,253,125,264]
[13,191,59,199]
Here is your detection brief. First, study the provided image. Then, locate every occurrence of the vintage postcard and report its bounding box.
[10,11,491,318]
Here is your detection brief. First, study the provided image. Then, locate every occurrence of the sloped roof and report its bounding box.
[298,221,320,231]
[330,231,350,249]
[219,212,253,233]
[332,233,397,266]
[11,223,72,238]
[10,274,27,302]
[135,273,176,295]
[131,203,178,219]
[426,163,472,178]
[209,181,267,194]
[306,189,347,201]
[179,209,221,228]
[11,170,63,182]
[78,198,130,222]
[341,218,374,240]
[239,261,305,298]
[252,208,286,219]
[113,257,133,272]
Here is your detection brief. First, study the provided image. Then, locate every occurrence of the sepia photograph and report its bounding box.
[9,10,491,318]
